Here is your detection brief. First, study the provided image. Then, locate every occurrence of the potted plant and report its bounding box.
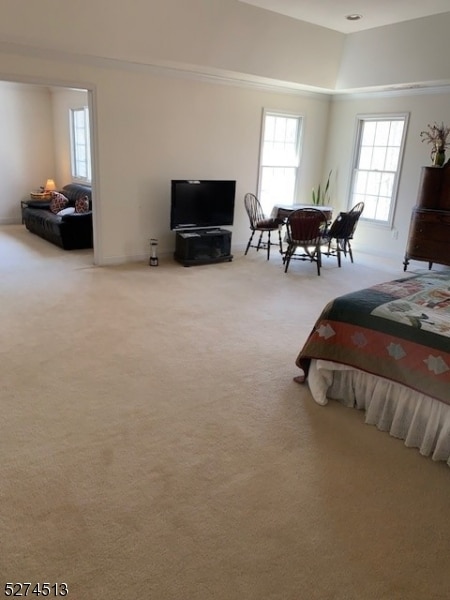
[312,170,332,205]
[420,122,450,166]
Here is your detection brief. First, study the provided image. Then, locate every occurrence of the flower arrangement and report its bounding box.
[420,122,450,166]
[312,170,332,205]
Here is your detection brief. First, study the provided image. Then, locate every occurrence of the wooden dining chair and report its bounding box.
[244,193,284,260]
[284,208,328,275]
[322,202,364,267]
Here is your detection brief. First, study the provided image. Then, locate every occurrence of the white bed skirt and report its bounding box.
[307,359,450,467]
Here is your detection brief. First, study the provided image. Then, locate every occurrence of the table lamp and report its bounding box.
[44,179,56,192]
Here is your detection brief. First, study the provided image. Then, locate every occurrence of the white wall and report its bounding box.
[0,81,55,224]
[92,67,331,261]
[326,88,450,261]
[0,0,344,91]
[2,1,450,94]
[337,13,450,90]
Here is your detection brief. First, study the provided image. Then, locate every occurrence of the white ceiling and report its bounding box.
[238,0,450,34]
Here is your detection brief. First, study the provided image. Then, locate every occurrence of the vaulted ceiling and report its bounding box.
[239,0,450,34]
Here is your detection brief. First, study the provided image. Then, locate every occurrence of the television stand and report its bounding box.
[174,229,233,266]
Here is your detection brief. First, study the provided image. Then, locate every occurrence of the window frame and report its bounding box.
[348,112,409,228]
[257,109,303,215]
[70,106,92,183]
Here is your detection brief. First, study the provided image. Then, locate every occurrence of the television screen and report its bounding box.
[170,180,236,230]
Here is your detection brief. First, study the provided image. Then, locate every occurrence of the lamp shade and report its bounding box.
[44,179,56,192]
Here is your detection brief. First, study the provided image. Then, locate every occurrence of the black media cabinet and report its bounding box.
[174,229,233,266]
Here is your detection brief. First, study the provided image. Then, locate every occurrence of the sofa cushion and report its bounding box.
[75,195,90,213]
[62,184,92,210]
[50,192,69,214]
[57,207,76,216]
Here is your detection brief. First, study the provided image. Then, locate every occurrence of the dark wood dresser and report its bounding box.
[403,164,450,270]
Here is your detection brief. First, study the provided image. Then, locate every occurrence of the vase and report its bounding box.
[432,149,446,167]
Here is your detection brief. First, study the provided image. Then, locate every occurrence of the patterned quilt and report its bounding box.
[296,272,450,405]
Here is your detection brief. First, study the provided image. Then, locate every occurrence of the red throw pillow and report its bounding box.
[75,195,90,213]
[50,192,69,214]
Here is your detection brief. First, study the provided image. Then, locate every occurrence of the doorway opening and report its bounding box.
[0,77,98,265]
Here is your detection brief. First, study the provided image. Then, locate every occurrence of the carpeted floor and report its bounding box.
[1,224,449,600]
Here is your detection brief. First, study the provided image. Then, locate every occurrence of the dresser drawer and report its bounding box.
[411,209,450,224]
[409,210,450,242]
[407,238,450,258]
[411,222,450,243]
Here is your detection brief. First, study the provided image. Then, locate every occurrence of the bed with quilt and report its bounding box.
[296,271,450,468]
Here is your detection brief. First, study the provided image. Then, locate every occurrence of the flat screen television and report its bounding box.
[170,180,236,230]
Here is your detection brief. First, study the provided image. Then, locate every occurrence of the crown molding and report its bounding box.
[1,39,450,100]
[332,82,450,100]
[0,39,332,98]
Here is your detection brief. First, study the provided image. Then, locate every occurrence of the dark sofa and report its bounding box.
[22,183,93,250]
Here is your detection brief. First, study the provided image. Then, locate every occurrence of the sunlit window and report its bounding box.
[258,111,303,215]
[350,114,408,225]
[70,107,91,182]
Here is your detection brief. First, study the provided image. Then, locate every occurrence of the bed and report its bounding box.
[296,271,450,467]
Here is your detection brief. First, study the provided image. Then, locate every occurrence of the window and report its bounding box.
[258,111,303,215]
[349,114,408,226]
[70,107,91,182]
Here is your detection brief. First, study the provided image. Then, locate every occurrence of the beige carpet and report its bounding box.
[2,225,449,600]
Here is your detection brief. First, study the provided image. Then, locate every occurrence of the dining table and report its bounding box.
[271,203,334,222]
